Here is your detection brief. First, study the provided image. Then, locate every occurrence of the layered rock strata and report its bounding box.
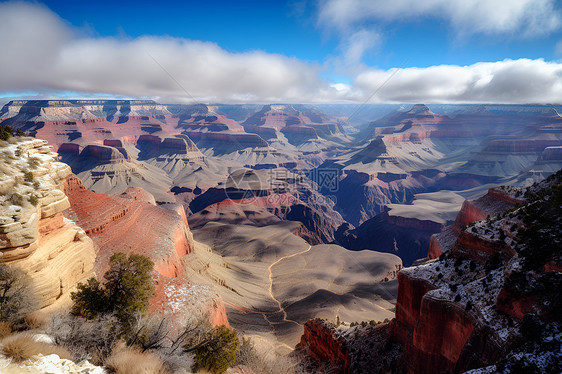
[0,139,96,311]
[63,175,228,327]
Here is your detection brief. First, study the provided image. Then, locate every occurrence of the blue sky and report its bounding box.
[1,0,562,103]
[38,0,562,68]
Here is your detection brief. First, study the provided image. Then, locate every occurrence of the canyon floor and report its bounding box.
[184,221,400,352]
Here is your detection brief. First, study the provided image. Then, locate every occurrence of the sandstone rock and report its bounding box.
[63,175,193,277]
[428,186,523,259]
[0,139,96,311]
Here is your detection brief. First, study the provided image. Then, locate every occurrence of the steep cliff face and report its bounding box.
[429,186,524,259]
[297,319,404,374]
[336,210,441,266]
[388,173,561,374]
[0,100,181,145]
[63,174,229,327]
[390,265,496,374]
[328,168,446,226]
[59,141,175,203]
[187,168,345,243]
[0,138,96,311]
[63,175,193,277]
[300,171,561,374]
[296,319,351,373]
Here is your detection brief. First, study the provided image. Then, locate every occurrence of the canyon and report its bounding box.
[1,101,561,373]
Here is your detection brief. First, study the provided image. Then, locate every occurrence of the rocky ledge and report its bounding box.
[0,138,96,312]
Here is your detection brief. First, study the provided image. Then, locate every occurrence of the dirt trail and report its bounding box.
[268,245,312,326]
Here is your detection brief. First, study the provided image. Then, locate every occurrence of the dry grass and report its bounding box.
[106,343,168,374]
[1,333,73,363]
[0,322,13,339]
[24,312,48,330]
[236,337,305,374]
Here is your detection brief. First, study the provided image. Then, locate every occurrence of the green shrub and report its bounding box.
[0,126,13,141]
[28,194,38,206]
[105,253,155,325]
[192,325,239,374]
[520,314,543,341]
[71,278,110,320]
[71,253,155,335]
[15,129,25,137]
[23,171,34,183]
[485,253,502,271]
[498,230,506,241]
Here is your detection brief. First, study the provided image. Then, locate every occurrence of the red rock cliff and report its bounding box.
[296,319,351,374]
[64,175,193,277]
[64,175,228,327]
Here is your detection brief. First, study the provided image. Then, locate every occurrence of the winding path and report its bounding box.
[267,245,312,326]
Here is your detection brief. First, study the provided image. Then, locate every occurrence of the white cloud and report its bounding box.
[340,29,381,66]
[354,59,562,103]
[0,2,342,104]
[1,2,562,104]
[319,0,561,37]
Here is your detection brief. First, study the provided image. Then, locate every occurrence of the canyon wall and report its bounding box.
[63,174,228,327]
[296,319,351,374]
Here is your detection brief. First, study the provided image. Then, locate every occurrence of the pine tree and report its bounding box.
[70,253,155,335]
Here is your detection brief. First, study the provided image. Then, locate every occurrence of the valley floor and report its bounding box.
[183,221,400,352]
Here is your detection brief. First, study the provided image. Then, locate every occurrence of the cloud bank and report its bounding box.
[354,59,562,104]
[0,2,335,103]
[1,1,562,104]
[319,0,561,37]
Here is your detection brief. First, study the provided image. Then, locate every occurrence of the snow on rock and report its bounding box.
[0,353,105,374]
